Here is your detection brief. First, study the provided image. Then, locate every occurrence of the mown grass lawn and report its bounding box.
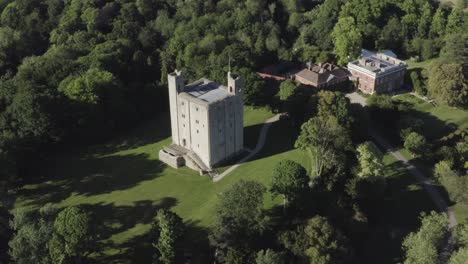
[391,94,468,223]
[394,94,468,140]
[13,106,310,263]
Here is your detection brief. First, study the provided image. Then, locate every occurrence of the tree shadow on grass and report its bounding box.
[17,153,165,207]
[93,216,213,264]
[361,160,439,264]
[87,198,177,264]
[86,112,172,157]
[247,118,299,162]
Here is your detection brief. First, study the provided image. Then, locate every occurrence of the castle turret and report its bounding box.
[168,70,184,145]
[227,72,243,95]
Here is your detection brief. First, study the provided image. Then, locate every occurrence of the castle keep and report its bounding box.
[159,71,244,174]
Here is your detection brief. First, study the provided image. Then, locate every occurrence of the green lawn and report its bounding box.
[391,94,468,223]
[14,106,309,263]
[14,99,456,263]
[394,94,468,140]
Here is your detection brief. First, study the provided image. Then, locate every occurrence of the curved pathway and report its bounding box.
[212,114,282,182]
[347,92,457,228]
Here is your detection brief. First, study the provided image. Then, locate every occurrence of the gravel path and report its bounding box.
[347,92,457,228]
[212,114,282,182]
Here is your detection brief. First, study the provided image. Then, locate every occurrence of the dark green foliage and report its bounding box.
[255,249,285,264]
[316,91,353,128]
[295,115,352,189]
[152,209,185,264]
[279,216,353,264]
[8,204,57,264]
[210,180,268,263]
[434,160,468,204]
[402,211,448,264]
[0,202,11,264]
[398,115,424,142]
[270,160,309,211]
[278,80,297,101]
[410,71,425,96]
[443,34,468,65]
[404,132,428,157]
[49,206,93,264]
[427,61,468,107]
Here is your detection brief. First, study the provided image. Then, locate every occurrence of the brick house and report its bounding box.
[258,62,349,89]
[294,63,350,88]
[347,50,407,94]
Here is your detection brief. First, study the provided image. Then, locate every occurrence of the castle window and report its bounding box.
[229,86,233,93]
[181,102,184,106]
[196,107,199,111]
[197,129,199,134]
[196,120,199,124]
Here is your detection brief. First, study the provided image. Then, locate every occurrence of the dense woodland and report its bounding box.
[0,0,467,263]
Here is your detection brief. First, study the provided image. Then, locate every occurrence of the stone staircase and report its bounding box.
[185,151,215,176]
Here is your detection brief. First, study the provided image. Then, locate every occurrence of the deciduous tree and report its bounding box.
[331,16,362,65]
[427,62,468,107]
[152,209,185,264]
[404,132,427,157]
[295,116,351,179]
[279,216,352,264]
[270,160,309,212]
[402,211,448,264]
[210,180,268,263]
[356,142,384,180]
[49,206,93,264]
[255,249,285,264]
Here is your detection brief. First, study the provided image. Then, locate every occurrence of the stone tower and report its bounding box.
[160,70,244,173]
[167,70,184,145]
[227,72,244,153]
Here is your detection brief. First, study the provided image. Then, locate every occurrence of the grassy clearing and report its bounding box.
[13,106,309,263]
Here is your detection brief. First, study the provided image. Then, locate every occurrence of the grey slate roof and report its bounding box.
[184,78,230,103]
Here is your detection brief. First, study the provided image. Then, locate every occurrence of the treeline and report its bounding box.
[0,0,466,261]
[0,0,466,190]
